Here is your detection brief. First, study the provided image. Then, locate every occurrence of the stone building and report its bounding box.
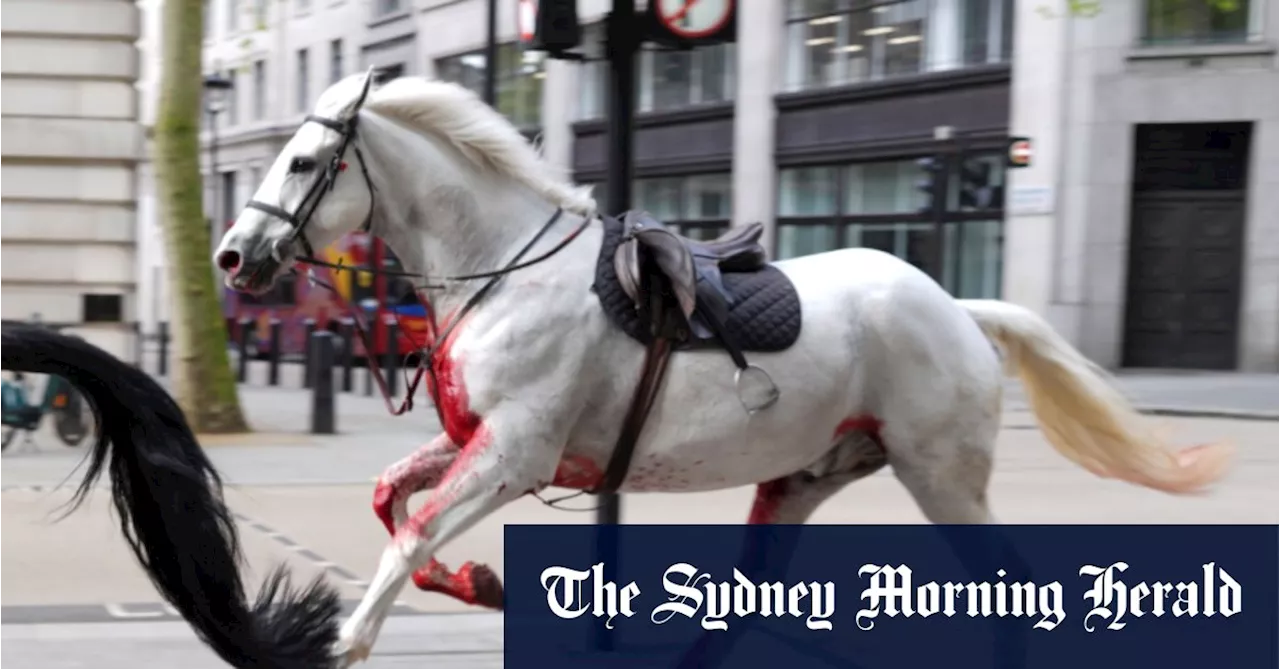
[2,0,144,358]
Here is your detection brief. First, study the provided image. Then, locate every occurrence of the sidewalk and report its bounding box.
[211,362,1277,431]
[1002,370,1278,420]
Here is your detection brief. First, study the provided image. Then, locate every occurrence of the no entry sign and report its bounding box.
[1008,136,1032,168]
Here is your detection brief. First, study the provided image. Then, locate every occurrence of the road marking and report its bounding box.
[103,603,164,619]
[230,511,392,604]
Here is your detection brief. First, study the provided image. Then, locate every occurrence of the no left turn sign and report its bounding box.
[1008,137,1032,168]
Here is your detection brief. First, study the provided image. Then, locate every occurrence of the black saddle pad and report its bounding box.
[591,215,803,353]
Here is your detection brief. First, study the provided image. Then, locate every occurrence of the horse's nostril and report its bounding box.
[216,250,242,272]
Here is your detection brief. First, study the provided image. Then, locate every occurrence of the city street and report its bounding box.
[2,376,1277,667]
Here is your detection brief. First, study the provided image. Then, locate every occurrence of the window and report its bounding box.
[383,249,422,307]
[224,68,239,126]
[783,0,1013,92]
[329,39,344,84]
[220,171,237,226]
[374,0,403,17]
[634,173,732,240]
[1140,0,1261,46]
[252,0,267,28]
[437,43,545,130]
[374,63,405,83]
[775,156,1005,299]
[203,0,210,38]
[641,43,734,112]
[83,294,123,323]
[252,59,266,120]
[249,165,263,201]
[296,48,310,112]
[576,23,735,119]
[227,0,239,32]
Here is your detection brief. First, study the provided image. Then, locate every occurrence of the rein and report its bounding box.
[239,95,606,511]
[298,208,593,422]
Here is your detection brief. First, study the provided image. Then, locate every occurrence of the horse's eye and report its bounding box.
[288,157,317,173]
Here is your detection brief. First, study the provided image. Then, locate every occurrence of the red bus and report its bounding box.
[222,231,430,361]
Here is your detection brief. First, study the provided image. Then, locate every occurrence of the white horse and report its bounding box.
[214,71,1231,666]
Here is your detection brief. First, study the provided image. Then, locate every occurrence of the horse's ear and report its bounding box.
[340,68,377,121]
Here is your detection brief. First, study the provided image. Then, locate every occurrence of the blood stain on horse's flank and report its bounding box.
[748,479,790,524]
[428,311,482,446]
[833,415,885,448]
[551,454,603,489]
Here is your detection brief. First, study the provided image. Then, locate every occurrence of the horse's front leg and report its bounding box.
[336,419,557,667]
[372,434,503,606]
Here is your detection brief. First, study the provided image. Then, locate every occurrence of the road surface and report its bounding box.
[3,403,1276,667]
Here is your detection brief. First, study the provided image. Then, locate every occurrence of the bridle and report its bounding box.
[234,81,595,442]
[244,113,374,261]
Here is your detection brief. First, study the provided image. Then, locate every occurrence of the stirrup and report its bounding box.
[734,364,779,415]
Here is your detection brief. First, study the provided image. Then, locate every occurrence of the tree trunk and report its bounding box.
[153,0,248,433]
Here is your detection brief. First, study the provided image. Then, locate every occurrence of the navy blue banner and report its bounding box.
[504,524,1278,669]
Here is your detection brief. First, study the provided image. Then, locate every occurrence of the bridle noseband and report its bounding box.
[244,113,376,260]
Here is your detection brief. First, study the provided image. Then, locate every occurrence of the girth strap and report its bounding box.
[592,276,676,495]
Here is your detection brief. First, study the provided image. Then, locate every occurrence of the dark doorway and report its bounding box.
[1121,122,1250,370]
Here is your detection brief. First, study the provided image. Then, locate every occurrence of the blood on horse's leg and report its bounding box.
[338,422,538,665]
[373,434,458,534]
[411,558,503,609]
[370,434,503,606]
[675,435,885,669]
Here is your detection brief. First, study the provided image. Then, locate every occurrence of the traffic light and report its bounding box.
[957,157,1003,210]
[916,156,944,215]
[529,0,582,54]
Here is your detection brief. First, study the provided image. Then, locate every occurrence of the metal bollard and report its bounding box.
[309,330,336,435]
[157,321,169,377]
[383,318,399,397]
[339,319,354,393]
[302,318,317,388]
[267,319,282,386]
[237,317,252,383]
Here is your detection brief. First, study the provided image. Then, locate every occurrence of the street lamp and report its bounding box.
[202,74,234,250]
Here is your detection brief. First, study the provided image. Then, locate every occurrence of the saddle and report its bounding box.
[590,211,803,494]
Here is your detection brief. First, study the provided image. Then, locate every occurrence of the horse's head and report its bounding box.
[214,70,378,294]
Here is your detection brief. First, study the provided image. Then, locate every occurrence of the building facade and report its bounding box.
[143,0,1011,325]
[1008,0,1277,371]
[154,0,1280,373]
[2,0,144,358]
[416,0,1014,303]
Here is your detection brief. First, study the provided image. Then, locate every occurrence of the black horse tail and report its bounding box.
[0,322,340,668]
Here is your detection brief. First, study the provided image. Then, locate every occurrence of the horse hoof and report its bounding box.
[333,636,371,668]
[467,563,505,610]
[412,561,505,610]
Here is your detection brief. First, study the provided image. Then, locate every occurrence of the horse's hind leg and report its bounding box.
[675,432,887,669]
[887,415,1032,669]
[372,434,503,607]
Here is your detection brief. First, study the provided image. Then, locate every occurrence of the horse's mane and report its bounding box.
[362,77,597,218]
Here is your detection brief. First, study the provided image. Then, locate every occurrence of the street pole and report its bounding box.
[483,0,498,106]
[209,108,221,242]
[202,73,232,251]
[592,0,638,652]
[597,0,636,533]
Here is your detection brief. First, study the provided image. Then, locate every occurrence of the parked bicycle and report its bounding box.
[1,370,93,451]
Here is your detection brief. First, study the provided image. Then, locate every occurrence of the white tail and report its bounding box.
[959,299,1233,494]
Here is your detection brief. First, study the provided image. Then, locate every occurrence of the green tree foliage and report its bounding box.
[1041,0,1245,20]
[153,0,249,433]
